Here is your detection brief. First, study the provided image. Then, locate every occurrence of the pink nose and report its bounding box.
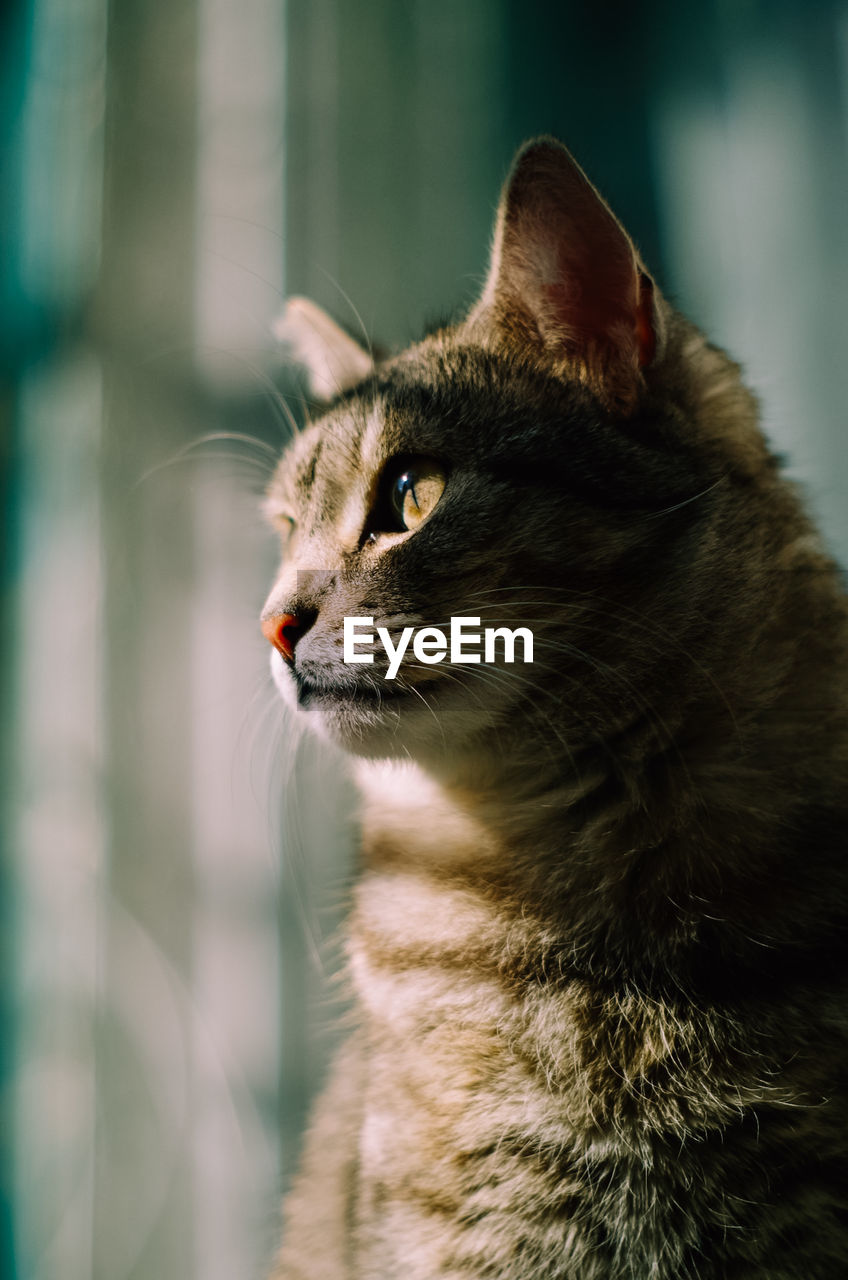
[261,612,304,663]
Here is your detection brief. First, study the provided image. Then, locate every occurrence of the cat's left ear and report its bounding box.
[468,138,665,410]
[274,297,373,400]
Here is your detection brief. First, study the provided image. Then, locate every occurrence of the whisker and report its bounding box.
[315,266,378,367]
[132,436,278,491]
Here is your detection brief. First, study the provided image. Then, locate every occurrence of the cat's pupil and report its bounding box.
[392,473,418,523]
[369,455,447,537]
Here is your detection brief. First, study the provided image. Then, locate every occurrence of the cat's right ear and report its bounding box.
[274,297,373,401]
[467,138,665,410]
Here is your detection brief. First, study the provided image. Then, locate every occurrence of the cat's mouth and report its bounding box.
[291,668,412,708]
[275,652,510,760]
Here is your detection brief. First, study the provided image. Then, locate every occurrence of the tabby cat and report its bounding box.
[261,138,848,1278]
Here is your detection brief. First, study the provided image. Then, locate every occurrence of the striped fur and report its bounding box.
[266,140,848,1277]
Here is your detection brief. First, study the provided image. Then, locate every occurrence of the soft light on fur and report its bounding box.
[263,138,848,1278]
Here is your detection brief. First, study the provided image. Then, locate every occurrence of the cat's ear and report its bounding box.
[274,297,373,400]
[469,138,663,409]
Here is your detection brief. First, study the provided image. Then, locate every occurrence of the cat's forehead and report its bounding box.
[274,397,396,492]
[301,339,564,462]
[266,396,394,525]
[269,334,707,520]
[272,340,471,495]
[269,422,323,506]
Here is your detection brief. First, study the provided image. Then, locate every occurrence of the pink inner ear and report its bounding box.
[492,141,655,391]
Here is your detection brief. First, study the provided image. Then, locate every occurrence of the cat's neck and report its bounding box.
[353,636,848,986]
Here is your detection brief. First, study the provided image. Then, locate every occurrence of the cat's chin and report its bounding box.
[269,650,500,763]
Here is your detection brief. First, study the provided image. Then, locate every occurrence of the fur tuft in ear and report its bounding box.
[469,138,663,409]
[274,297,373,401]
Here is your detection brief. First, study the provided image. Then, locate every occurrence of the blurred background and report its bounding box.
[2,1,848,1277]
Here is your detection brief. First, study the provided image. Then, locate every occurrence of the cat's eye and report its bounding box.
[372,456,446,536]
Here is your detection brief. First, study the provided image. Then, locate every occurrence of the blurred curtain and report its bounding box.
[5,1,294,1278]
[3,3,847,1280]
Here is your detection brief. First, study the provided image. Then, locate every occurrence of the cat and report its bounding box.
[260,137,848,1278]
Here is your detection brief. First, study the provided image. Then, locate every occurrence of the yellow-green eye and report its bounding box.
[390,462,445,530]
[374,456,446,534]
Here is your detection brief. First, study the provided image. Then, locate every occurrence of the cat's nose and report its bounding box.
[262,611,310,663]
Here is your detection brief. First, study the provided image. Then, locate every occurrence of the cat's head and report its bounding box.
[262,138,775,769]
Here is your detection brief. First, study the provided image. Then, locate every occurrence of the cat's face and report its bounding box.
[262,140,767,768]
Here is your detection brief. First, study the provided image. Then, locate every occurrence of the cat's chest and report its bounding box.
[348,869,583,1136]
[348,872,583,1261]
[349,869,509,1031]
[346,872,689,1278]
[346,867,761,1159]
[345,871,785,1280]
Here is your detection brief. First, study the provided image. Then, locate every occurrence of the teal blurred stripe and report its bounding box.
[0,0,41,372]
[1,1,30,1271]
